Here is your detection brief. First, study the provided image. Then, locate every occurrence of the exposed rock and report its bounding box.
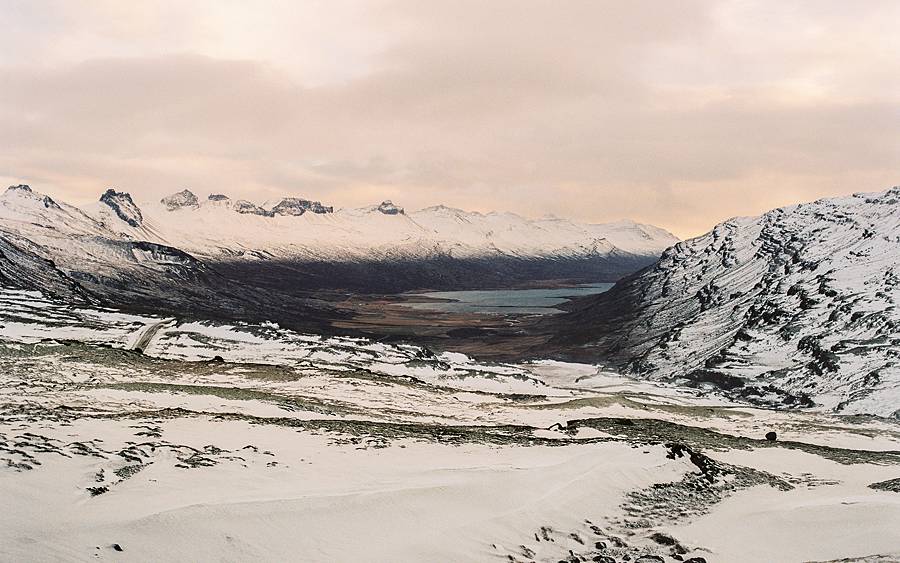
[6,184,34,196]
[233,200,271,216]
[100,189,143,227]
[869,477,900,492]
[269,198,333,216]
[161,189,199,211]
[377,200,404,215]
[648,532,677,546]
[0,235,92,302]
[86,486,108,496]
[207,194,230,202]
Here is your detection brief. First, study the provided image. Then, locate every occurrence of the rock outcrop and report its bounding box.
[100,189,143,227]
[161,190,199,211]
[377,201,404,215]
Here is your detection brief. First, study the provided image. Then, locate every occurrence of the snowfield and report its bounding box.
[2,287,899,562]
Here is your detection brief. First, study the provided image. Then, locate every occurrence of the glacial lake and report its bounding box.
[401,283,614,315]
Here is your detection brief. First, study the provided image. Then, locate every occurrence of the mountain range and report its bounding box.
[4,182,899,416]
[0,184,676,324]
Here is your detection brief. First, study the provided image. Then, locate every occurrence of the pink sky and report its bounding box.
[2,0,899,237]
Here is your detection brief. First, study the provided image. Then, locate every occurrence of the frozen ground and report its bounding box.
[1,287,899,562]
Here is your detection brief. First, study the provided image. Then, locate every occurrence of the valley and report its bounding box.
[2,286,899,562]
[1,185,899,562]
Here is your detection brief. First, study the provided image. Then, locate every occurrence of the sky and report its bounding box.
[1,1,898,238]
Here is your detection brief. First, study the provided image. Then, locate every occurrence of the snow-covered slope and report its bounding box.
[552,187,900,417]
[0,185,337,327]
[3,286,900,562]
[83,189,677,264]
[0,185,209,292]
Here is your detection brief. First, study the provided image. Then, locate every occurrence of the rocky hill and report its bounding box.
[549,187,900,416]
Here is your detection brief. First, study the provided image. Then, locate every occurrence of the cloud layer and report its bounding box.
[2,0,898,236]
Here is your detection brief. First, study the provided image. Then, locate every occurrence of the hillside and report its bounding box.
[549,187,900,416]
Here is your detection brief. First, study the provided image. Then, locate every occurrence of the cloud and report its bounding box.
[1,0,898,237]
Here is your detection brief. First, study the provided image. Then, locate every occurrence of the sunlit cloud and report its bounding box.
[1,0,898,237]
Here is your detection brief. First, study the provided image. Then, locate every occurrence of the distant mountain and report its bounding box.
[548,187,900,417]
[0,185,337,329]
[81,188,678,292]
[0,184,676,326]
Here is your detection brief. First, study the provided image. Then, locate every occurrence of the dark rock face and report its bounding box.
[233,200,271,216]
[765,431,777,442]
[207,194,230,202]
[232,197,334,216]
[269,198,333,216]
[161,189,199,210]
[869,477,900,492]
[100,189,143,227]
[377,200,404,215]
[648,532,676,546]
[269,198,307,216]
[545,187,900,415]
[0,235,92,303]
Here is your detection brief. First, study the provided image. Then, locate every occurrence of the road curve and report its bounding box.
[130,320,171,352]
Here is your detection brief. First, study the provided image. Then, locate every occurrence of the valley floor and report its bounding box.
[1,287,900,562]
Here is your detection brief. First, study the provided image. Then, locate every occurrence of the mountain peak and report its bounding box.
[161,189,199,211]
[6,184,33,195]
[3,184,61,210]
[99,189,143,227]
[377,200,404,215]
[269,198,333,216]
[234,200,271,216]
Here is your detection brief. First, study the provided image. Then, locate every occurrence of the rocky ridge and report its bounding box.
[550,187,900,416]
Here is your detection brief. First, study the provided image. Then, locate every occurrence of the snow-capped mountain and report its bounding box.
[0,185,336,328]
[78,188,677,292]
[0,183,676,324]
[551,187,900,416]
[85,188,676,264]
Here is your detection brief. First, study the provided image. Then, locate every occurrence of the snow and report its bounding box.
[76,188,678,262]
[2,185,900,561]
[678,447,900,562]
[575,186,900,417]
[2,288,900,561]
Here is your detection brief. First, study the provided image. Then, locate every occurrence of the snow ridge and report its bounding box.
[90,189,676,264]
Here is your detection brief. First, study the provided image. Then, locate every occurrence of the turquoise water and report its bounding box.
[402,283,614,315]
